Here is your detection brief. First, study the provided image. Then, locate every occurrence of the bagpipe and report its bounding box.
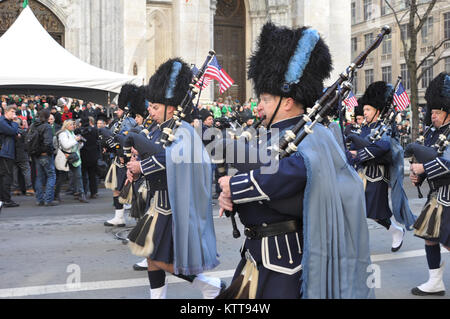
[215,26,391,238]
[404,125,450,197]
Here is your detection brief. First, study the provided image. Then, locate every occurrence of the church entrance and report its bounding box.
[214,0,246,104]
[0,0,65,46]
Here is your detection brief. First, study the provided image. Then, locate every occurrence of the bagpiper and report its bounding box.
[217,22,372,299]
[103,84,141,227]
[126,58,225,299]
[410,72,450,296]
[348,82,407,252]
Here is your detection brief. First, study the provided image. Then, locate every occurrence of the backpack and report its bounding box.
[24,123,41,156]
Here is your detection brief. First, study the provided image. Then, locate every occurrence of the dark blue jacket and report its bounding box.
[0,116,19,160]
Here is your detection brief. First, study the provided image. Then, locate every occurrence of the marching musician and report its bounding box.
[217,23,372,299]
[103,84,140,227]
[410,72,450,296]
[348,82,406,252]
[344,102,364,136]
[126,58,224,299]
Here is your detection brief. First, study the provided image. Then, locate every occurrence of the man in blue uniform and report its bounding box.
[348,82,406,252]
[410,72,450,296]
[217,23,372,299]
[126,58,224,299]
[103,84,140,227]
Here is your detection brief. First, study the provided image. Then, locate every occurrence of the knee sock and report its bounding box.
[113,196,123,210]
[147,270,166,289]
[425,244,441,270]
[376,218,391,230]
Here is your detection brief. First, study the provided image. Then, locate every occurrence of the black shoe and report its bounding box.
[90,193,98,199]
[36,201,45,206]
[411,287,445,296]
[133,263,148,271]
[4,201,20,208]
[45,201,59,207]
[0,201,3,214]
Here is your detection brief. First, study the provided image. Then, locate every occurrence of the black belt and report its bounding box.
[244,220,300,240]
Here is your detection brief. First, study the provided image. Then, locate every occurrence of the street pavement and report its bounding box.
[0,165,449,300]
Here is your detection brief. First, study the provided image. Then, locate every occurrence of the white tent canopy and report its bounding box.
[0,6,142,105]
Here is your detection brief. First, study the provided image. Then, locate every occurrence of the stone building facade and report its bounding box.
[0,0,350,103]
[351,0,450,104]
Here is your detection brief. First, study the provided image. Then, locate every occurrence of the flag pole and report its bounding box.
[195,76,206,110]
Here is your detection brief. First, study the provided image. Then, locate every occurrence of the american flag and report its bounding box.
[393,81,410,112]
[203,56,234,94]
[194,74,212,90]
[343,91,358,112]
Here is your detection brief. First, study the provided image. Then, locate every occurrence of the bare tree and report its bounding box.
[384,0,450,140]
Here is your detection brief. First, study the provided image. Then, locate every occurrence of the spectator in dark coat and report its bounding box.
[72,104,82,120]
[48,114,61,136]
[79,116,100,198]
[0,105,20,207]
[12,118,34,196]
[33,109,58,206]
[50,106,62,126]
[82,103,96,120]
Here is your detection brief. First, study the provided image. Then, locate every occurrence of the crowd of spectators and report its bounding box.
[0,94,117,208]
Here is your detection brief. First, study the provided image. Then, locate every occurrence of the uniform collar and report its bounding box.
[438,121,450,131]
[269,115,303,130]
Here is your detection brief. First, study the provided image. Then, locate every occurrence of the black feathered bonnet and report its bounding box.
[117,84,148,118]
[248,22,333,108]
[145,58,193,108]
[358,81,394,114]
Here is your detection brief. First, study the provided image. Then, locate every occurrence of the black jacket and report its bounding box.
[33,119,54,155]
[80,125,100,167]
[15,128,29,162]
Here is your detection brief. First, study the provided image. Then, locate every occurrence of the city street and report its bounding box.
[0,167,449,300]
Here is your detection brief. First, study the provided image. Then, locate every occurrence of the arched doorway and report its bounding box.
[0,0,65,46]
[214,0,246,104]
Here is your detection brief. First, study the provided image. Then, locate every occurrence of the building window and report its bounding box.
[364,33,373,49]
[365,69,374,89]
[351,37,358,53]
[400,64,411,90]
[380,0,390,16]
[444,12,450,39]
[421,16,433,44]
[400,24,410,41]
[398,0,411,10]
[421,59,433,89]
[382,66,392,84]
[351,2,356,24]
[382,33,392,54]
[364,0,373,21]
[445,57,450,74]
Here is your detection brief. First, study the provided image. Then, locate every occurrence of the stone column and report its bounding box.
[294,0,350,87]
[208,0,218,101]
